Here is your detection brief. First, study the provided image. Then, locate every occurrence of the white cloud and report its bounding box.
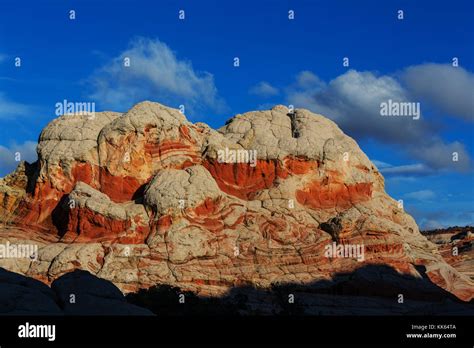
[371,160,392,169]
[404,189,436,201]
[409,140,469,171]
[384,176,418,183]
[286,69,472,172]
[0,93,32,119]
[88,37,226,115]
[249,81,279,97]
[402,63,474,122]
[286,71,326,110]
[0,141,37,177]
[374,162,434,176]
[294,71,325,89]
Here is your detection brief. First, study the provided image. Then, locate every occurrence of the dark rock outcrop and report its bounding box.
[0,268,153,315]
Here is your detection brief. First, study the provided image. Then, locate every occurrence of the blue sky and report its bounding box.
[0,0,473,229]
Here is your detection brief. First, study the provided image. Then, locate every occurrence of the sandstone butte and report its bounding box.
[0,101,472,303]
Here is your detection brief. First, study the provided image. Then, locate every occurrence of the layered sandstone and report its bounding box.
[423,226,474,281]
[0,101,472,307]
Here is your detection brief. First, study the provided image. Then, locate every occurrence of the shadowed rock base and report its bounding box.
[0,268,153,315]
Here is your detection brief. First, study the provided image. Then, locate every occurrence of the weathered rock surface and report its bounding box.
[0,101,472,308]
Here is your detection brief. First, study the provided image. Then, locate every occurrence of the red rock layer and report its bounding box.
[11,162,96,230]
[66,207,131,241]
[203,159,283,200]
[98,167,144,203]
[296,179,373,210]
[203,156,318,200]
[282,156,319,176]
[64,207,149,244]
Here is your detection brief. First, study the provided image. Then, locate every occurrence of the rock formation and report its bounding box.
[0,101,472,307]
[422,226,473,282]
